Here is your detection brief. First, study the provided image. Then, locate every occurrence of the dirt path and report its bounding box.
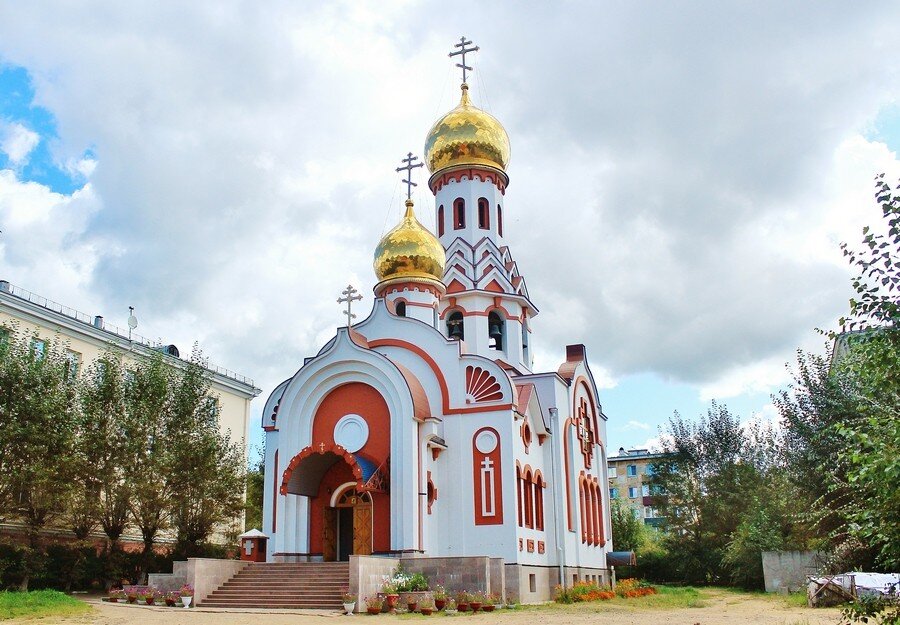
[6,591,841,625]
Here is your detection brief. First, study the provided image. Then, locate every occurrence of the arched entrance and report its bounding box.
[324,483,372,561]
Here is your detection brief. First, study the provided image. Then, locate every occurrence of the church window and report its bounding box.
[497,204,503,237]
[453,198,465,229]
[534,473,545,531]
[488,311,504,351]
[524,469,534,528]
[447,311,464,340]
[516,466,523,527]
[478,197,490,229]
[438,205,445,236]
[579,479,587,543]
[395,301,407,317]
[427,473,437,514]
[521,319,530,365]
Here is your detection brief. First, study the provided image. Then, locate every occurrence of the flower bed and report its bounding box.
[555,578,657,603]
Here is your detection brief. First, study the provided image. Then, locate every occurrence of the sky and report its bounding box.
[1,2,900,457]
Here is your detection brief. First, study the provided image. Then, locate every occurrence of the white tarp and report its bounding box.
[811,572,900,598]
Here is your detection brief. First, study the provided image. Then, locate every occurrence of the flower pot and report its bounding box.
[181,596,193,608]
[457,603,469,612]
[127,596,137,604]
[367,607,381,615]
[420,608,433,615]
[483,605,495,612]
[407,602,417,612]
[434,599,446,611]
[343,602,356,614]
[470,601,482,612]
[145,598,155,605]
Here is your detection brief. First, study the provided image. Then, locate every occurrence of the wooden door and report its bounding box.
[353,505,372,556]
[323,507,337,561]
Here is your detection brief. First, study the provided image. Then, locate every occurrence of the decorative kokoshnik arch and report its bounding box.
[280,442,389,496]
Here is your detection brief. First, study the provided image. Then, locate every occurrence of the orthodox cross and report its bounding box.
[577,398,594,466]
[337,284,363,325]
[449,36,479,84]
[396,152,424,200]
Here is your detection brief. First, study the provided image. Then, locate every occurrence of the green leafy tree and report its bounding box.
[0,326,78,590]
[244,446,265,532]
[610,498,644,553]
[722,505,784,589]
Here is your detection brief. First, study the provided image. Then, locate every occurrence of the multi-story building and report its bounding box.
[0,279,261,537]
[607,447,668,527]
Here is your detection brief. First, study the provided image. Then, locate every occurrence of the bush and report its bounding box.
[555,580,615,603]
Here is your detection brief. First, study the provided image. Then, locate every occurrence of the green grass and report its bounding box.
[0,590,91,621]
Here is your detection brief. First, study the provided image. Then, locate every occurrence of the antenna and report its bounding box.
[127,306,138,340]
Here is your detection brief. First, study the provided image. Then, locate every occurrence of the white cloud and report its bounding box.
[0,121,39,166]
[626,420,651,431]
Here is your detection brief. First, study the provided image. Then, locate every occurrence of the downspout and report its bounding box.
[548,407,566,590]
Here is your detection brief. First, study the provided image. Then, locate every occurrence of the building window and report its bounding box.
[644,506,653,519]
[628,486,638,498]
[447,311,464,340]
[645,464,655,476]
[453,198,465,229]
[642,484,650,497]
[521,320,529,364]
[626,464,637,477]
[516,467,524,527]
[524,470,534,528]
[488,311,504,350]
[608,466,617,478]
[534,474,544,531]
[478,198,490,229]
[632,507,642,519]
[32,338,46,360]
[497,204,503,237]
[395,301,407,317]
[65,350,82,380]
[437,205,444,236]
[529,574,536,593]
[609,487,618,499]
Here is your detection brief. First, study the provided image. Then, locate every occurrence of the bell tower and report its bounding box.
[423,38,537,373]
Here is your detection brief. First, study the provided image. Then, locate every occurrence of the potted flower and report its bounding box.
[164,591,180,607]
[341,587,357,614]
[455,590,470,612]
[444,598,457,613]
[381,578,399,612]
[470,591,485,612]
[126,587,138,604]
[432,584,447,610]
[419,597,434,616]
[406,596,418,612]
[482,593,497,612]
[365,596,383,615]
[107,588,125,603]
[179,584,194,608]
[143,587,158,605]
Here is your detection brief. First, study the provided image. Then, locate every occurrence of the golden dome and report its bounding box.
[374,199,446,288]
[424,83,510,174]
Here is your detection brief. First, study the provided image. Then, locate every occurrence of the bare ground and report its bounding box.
[5,590,840,625]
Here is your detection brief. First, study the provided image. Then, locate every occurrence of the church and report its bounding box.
[260,40,612,602]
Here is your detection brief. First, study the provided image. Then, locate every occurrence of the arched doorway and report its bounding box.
[323,483,372,561]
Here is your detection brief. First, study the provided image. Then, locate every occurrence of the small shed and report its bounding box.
[238,529,268,562]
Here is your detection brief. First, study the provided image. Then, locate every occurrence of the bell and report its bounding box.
[489,323,502,339]
[449,322,463,339]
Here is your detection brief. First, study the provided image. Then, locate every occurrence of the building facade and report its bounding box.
[261,51,614,602]
[0,279,260,477]
[607,447,667,527]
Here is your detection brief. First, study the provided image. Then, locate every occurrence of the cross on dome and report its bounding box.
[449,36,479,84]
[395,152,424,200]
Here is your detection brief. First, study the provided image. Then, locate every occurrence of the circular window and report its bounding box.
[334,414,369,453]
[475,429,498,454]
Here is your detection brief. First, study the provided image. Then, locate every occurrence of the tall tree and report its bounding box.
[0,326,78,590]
[244,446,265,532]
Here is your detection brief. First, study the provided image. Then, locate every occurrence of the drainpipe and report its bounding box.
[548,407,566,590]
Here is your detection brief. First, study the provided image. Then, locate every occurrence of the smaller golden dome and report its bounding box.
[424,83,510,174]
[374,199,446,289]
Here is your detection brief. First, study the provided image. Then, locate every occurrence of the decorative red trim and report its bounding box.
[280,442,366,495]
[368,339,513,415]
[429,166,507,195]
[472,427,504,526]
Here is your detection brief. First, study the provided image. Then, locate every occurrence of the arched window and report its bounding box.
[497,204,503,237]
[534,474,545,531]
[579,479,587,543]
[395,301,406,317]
[516,466,523,527]
[488,311,504,350]
[586,483,595,546]
[522,318,530,366]
[593,481,604,545]
[437,205,445,236]
[524,470,534,528]
[447,311,464,340]
[478,197,490,229]
[453,198,465,229]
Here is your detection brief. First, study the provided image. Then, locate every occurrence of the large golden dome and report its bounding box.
[374,199,446,289]
[424,83,510,174]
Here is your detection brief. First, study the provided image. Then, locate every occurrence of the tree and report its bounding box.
[0,326,79,590]
[610,498,644,553]
[244,446,265,533]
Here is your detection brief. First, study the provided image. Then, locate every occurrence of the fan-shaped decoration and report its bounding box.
[465,365,503,403]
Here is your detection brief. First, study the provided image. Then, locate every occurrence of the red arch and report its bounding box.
[279,442,366,495]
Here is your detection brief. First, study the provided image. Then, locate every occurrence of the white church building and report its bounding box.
[260,42,613,602]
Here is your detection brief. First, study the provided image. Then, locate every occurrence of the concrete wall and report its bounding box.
[349,555,399,613]
[763,551,823,593]
[402,556,503,596]
[147,560,187,593]
[148,558,247,605]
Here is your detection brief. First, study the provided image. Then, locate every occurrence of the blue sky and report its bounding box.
[2,3,900,458]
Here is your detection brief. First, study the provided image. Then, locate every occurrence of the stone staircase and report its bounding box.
[201,562,349,609]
